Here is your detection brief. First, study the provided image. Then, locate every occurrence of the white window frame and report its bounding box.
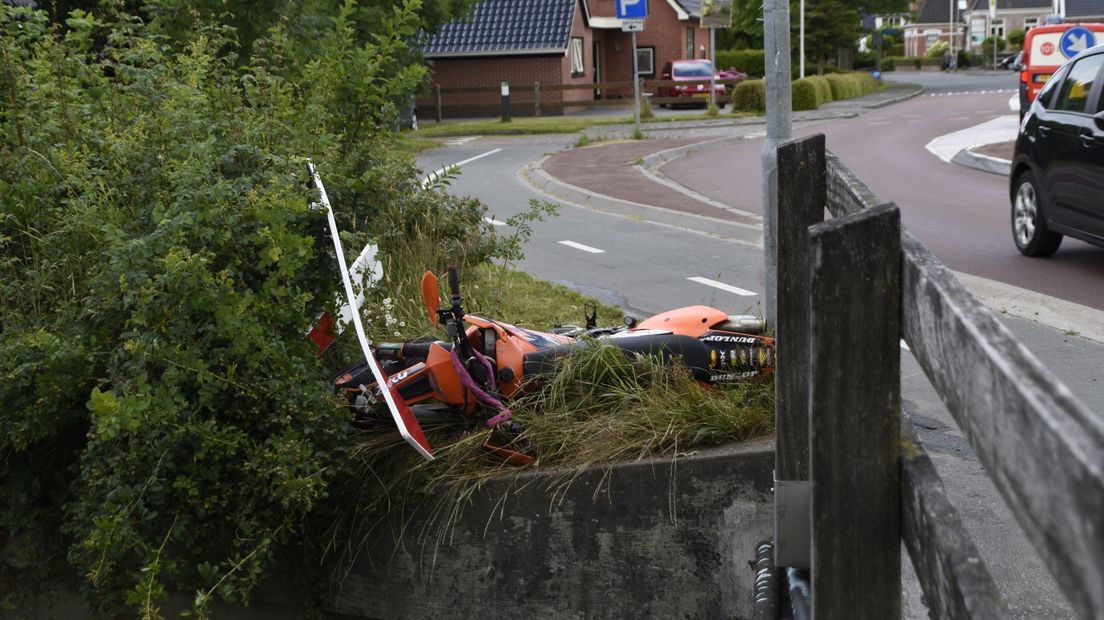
[571,37,585,77]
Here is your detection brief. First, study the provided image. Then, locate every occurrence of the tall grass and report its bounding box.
[324,341,774,575]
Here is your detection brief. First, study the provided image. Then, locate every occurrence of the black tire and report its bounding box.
[1011,170,1062,257]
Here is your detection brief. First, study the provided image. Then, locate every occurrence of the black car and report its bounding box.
[1010,44,1104,257]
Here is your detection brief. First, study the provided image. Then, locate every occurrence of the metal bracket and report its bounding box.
[774,473,810,568]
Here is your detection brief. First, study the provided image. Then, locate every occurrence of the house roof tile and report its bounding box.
[965,0,1051,10]
[1066,0,1104,18]
[423,0,577,57]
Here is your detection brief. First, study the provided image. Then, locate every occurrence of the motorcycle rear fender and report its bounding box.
[634,305,731,338]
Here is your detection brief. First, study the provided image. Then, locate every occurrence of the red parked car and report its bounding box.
[657,59,730,107]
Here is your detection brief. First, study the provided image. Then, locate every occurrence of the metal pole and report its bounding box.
[632,31,641,134]
[800,0,805,78]
[761,0,792,325]
[949,0,954,69]
[710,28,717,109]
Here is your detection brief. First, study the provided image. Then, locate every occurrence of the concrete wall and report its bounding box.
[6,441,774,619]
[330,440,774,620]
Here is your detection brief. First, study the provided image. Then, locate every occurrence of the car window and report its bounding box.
[1053,54,1104,113]
[1038,65,1068,108]
[673,62,714,78]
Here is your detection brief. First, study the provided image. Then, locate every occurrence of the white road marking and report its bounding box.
[421,148,503,187]
[1008,94,1020,112]
[558,240,605,254]
[687,276,756,297]
[948,116,972,121]
[869,121,891,126]
[485,217,508,226]
[444,136,480,146]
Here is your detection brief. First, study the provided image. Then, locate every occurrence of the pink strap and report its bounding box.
[449,348,513,427]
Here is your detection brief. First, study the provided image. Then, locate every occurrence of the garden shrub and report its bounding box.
[806,75,833,105]
[0,1,506,616]
[882,57,896,71]
[824,73,855,100]
[791,78,819,111]
[716,49,765,77]
[730,79,766,112]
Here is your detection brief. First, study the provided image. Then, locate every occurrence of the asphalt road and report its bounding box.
[417,137,772,319]
[661,88,1104,313]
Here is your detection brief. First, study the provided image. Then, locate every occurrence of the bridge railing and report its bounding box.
[770,133,1104,618]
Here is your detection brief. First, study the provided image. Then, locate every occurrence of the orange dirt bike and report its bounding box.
[330,267,776,464]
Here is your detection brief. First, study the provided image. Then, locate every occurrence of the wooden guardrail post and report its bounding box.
[773,134,826,568]
[534,82,541,117]
[434,83,442,122]
[807,203,901,617]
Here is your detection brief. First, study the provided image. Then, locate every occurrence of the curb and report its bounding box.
[952,147,1011,176]
[519,157,764,247]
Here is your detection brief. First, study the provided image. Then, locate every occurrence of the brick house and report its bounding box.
[904,0,1103,58]
[420,0,713,117]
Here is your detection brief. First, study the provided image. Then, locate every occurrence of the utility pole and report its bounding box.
[762,0,792,325]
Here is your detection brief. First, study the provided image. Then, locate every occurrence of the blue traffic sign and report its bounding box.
[617,0,648,19]
[1060,26,1096,59]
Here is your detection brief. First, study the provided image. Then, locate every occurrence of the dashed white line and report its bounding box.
[687,276,756,296]
[444,136,480,146]
[421,148,503,187]
[559,240,605,254]
[869,121,891,126]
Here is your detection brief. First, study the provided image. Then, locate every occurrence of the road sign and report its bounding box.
[616,0,647,20]
[621,18,644,32]
[1060,26,1097,59]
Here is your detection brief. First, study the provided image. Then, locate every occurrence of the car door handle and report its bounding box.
[1079,133,1100,147]
[1038,125,1052,136]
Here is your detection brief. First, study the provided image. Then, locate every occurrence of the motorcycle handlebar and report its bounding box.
[447,266,460,298]
[375,341,445,361]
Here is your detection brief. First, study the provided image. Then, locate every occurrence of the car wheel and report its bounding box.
[1012,171,1062,257]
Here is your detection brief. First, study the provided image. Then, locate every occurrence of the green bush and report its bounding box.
[824,73,855,100]
[886,43,904,56]
[0,2,508,616]
[806,75,834,105]
[791,78,819,111]
[882,57,897,71]
[716,49,766,77]
[926,40,949,58]
[731,79,766,112]
[884,55,908,70]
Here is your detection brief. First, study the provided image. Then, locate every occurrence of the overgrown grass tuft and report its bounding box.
[325,339,774,571]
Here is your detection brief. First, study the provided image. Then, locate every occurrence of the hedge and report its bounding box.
[716,49,766,77]
[731,79,766,112]
[733,72,876,113]
[791,78,818,111]
[806,75,833,106]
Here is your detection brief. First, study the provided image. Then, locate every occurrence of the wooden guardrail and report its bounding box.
[772,133,1104,618]
[421,78,742,120]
